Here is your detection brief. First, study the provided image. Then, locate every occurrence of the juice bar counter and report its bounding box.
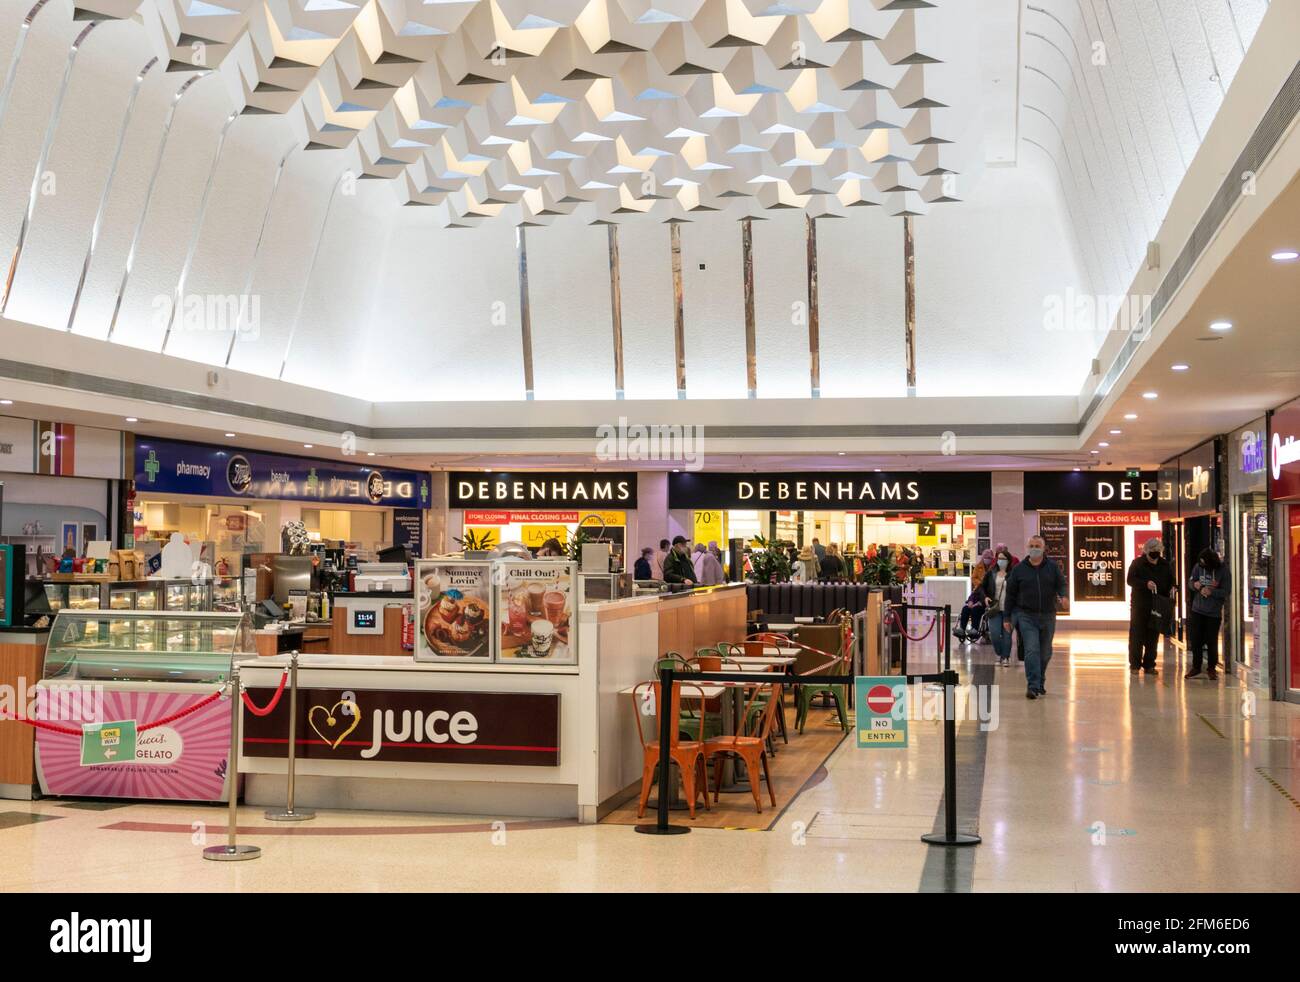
[238,584,750,823]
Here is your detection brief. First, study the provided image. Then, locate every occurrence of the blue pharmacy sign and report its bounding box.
[134,437,430,509]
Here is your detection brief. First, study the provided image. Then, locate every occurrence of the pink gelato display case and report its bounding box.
[33,610,254,801]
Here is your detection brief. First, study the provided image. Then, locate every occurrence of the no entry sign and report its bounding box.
[854,676,908,749]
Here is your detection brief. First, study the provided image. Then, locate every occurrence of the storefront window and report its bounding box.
[1289,505,1300,692]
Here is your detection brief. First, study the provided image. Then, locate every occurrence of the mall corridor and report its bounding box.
[1,628,1296,894]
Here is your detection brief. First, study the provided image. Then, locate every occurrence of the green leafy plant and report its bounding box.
[859,546,903,587]
[567,526,592,562]
[747,535,792,584]
[455,528,496,552]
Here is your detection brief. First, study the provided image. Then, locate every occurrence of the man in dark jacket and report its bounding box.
[1127,537,1177,676]
[634,547,654,581]
[1004,535,1068,699]
[662,535,697,587]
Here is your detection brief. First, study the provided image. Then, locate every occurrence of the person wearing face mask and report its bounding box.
[1126,537,1177,676]
[1004,536,1068,698]
[1185,548,1230,680]
[982,548,1015,666]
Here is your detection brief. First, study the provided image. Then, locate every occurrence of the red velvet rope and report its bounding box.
[1,685,228,737]
[886,609,939,643]
[239,671,289,717]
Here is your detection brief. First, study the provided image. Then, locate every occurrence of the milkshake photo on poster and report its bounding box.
[496,561,576,664]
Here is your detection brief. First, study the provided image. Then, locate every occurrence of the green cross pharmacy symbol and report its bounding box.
[306,468,319,493]
[420,479,429,505]
[143,450,160,483]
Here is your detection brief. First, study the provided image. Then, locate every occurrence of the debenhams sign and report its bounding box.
[450,471,638,509]
[668,472,992,510]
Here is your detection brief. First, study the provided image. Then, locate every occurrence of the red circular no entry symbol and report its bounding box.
[866,685,895,714]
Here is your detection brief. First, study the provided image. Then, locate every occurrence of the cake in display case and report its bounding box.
[34,610,254,801]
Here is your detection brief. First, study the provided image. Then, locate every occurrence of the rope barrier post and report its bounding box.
[635,667,690,836]
[204,666,261,862]
[920,665,981,848]
[265,651,315,822]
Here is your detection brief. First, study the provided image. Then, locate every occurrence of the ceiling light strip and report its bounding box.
[106,72,210,341]
[279,170,349,381]
[1,19,100,316]
[806,214,820,399]
[160,109,240,354]
[225,142,298,366]
[517,225,535,400]
[670,222,686,399]
[66,56,158,333]
[904,214,917,394]
[607,224,624,400]
[0,1,53,140]
[742,217,756,399]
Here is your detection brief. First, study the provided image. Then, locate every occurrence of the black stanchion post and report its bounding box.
[921,665,981,848]
[635,667,690,836]
[943,604,951,671]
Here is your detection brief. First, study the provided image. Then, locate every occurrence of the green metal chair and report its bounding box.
[794,644,851,734]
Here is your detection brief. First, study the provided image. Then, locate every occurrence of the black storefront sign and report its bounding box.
[1072,525,1126,602]
[1038,512,1071,615]
[668,471,991,510]
[1023,471,1159,511]
[449,472,638,510]
[243,687,561,767]
[1157,439,1220,519]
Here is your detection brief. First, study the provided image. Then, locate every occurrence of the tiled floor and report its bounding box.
[1,629,1297,892]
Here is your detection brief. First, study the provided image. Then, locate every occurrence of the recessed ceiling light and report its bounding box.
[1090,450,1100,455]
[303,444,313,449]
[1142,392,1158,400]
[0,400,11,406]
[1209,321,1232,332]
[1171,363,1189,371]
[367,452,376,457]
[837,452,845,456]
[1272,250,1298,262]
[1098,442,1110,448]
[1124,413,1138,420]
[125,417,138,423]
[224,432,236,438]
[1072,467,1081,471]
[1110,429,1122,435]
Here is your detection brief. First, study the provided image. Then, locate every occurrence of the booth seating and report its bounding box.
[747,583,873,623]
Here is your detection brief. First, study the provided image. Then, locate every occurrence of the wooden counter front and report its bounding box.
[0,630,48,798]
[656,585,747,657]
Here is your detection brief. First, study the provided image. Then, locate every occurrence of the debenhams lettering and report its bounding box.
[738,479,921,504]
[458,478,633,504]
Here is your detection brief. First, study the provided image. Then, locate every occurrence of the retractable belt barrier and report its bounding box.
[637,600,980,847]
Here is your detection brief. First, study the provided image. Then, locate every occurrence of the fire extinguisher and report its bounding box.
[401,603,414,651]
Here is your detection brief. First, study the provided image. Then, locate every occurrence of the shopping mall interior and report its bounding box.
[0,0,1296,924]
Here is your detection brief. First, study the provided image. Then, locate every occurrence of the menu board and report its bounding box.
[414,560,494,663]
[1038,512,1070,615]
[1073,525,1125,602]
[496,561,576,665]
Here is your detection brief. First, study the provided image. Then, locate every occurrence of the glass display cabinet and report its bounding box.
[42,609,254,684]
[105,580,163,611]
[40,581,105,613]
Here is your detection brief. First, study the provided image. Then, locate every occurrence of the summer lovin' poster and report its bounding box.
[415,561,494,662]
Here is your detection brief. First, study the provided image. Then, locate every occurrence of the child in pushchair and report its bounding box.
[953,588,990,643]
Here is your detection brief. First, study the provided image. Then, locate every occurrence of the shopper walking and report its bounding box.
[983,548,1014,666]
[1185,548,1230,680]
[1004,536,1067,699]
[634,547,654,581]
[652,538,670,580]
[1127,537,1176,676]
[811,538,826,562]
[662,535,696,587]
[796,544,817,583]
[819,543,845,581]
[692,543,724,586]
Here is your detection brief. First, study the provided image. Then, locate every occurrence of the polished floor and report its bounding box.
[1,629,1297,893]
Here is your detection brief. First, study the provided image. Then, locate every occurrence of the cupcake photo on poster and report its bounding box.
[415,560,494,662]
[497,562,576,665]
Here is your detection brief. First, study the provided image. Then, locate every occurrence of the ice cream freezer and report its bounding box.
[32,609,255,801]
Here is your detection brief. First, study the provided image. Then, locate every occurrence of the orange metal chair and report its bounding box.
[632,681,711,820]
[703,682,783,813]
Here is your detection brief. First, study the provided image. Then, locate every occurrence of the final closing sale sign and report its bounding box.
[1073,525,1125,602]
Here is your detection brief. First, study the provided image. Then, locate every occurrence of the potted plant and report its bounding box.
[747,535,793,584]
